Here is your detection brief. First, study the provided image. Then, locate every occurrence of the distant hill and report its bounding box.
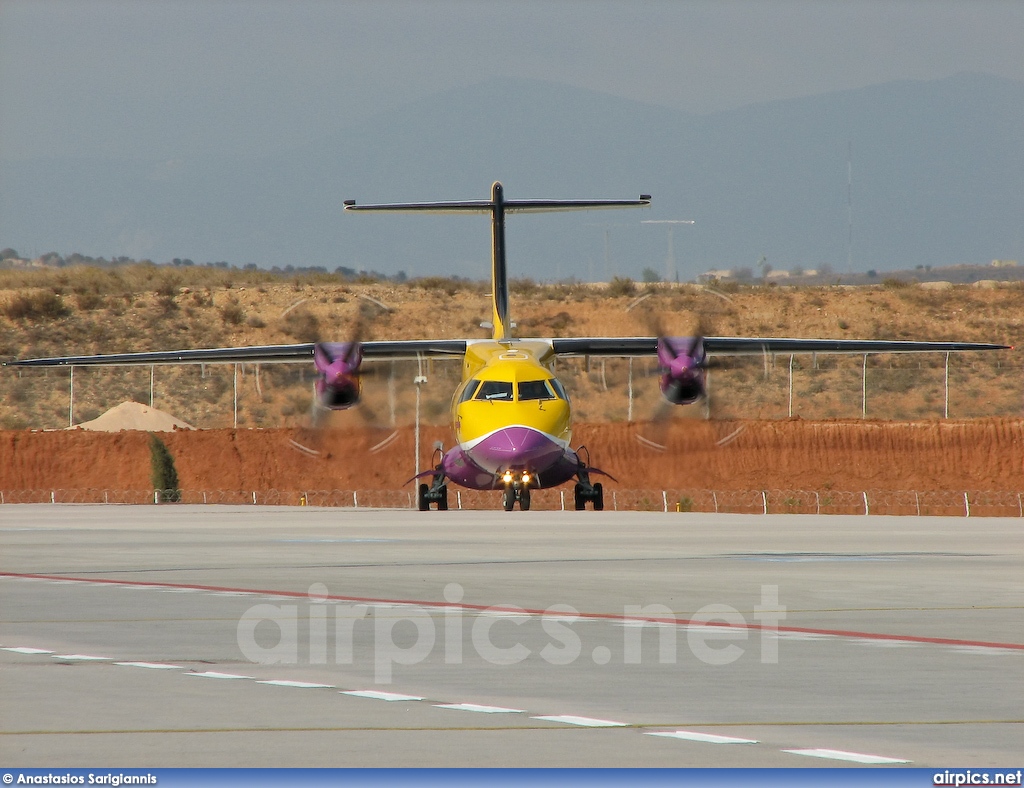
[2,72,1022,280]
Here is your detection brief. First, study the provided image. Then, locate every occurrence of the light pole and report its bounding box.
[641,220,695,282]
[414,362,427,477]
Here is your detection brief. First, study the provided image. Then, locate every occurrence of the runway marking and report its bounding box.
[783,748,911,764]
[532,715,628,727]
[646,731,759,744]
[342,690,425,701]
[2,647,54,654]
[255,680,334,688]
[850,638,918,648]
[185,671,254,680]
[434,703,525,714]
[52,654,111,661]
[114,661,184,669]
[4,570,1023,653]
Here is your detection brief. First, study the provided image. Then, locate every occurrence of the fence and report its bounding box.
[2,488,1022,517]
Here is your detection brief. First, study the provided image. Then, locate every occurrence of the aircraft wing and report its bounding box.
[3,339,469,368]
[549,336,1011,357]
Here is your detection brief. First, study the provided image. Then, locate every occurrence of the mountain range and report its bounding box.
[2,72,1021,281]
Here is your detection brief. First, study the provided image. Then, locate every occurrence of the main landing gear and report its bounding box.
[573,449,604,511]
[417,463,448,511]
[500,470,532,512]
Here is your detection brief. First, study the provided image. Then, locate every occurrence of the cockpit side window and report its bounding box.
[518,380,555,401]
[549,379,569,401]
[475,380,514,401]
[458,380,481,404]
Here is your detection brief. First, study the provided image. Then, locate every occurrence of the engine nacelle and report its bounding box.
[657,336,707,405]
[313,342,362,410]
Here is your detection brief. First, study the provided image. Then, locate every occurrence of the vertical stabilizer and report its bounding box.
[344,184,651,343]
[489,182,511,342]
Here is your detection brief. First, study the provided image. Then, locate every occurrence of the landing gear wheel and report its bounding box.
[417,483,430,511]
[502,486,516,512]
[437,485,449,511]
[573,483,586,511]
[593,482,604,512]
[519,487,531,511]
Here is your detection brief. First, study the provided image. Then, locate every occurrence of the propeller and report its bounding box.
[633,307,747,452]
[289,299,399,457]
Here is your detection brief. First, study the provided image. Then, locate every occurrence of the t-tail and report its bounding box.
[345,181,651,342]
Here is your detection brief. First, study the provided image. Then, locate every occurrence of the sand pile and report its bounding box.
[73,401,193,432]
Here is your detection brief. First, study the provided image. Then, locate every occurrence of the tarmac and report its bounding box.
[1,505,1021,767]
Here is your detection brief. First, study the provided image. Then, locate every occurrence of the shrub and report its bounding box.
[149,433,181,503]
[607,276,636,297]
[2,291,70,321]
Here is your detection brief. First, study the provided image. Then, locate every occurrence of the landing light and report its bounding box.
[521,473,530,485]
[502,471,513,484]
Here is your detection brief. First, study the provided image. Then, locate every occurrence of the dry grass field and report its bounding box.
[0,266,1021,502]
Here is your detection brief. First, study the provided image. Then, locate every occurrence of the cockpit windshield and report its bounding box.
[518,380,555,401]
[475,380,514,401]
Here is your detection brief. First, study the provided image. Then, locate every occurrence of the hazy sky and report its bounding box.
[2,0,1023,161]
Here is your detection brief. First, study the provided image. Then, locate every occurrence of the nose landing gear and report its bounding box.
[500,472,532,511]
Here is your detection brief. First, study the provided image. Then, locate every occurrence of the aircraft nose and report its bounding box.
[486,426,563,468]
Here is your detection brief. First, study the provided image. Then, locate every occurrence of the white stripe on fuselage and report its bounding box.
[459,425,570,453]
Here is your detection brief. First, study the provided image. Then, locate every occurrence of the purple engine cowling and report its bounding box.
[657,336,706,405]
[313,342,362,409]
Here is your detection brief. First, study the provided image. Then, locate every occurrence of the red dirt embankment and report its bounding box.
[0,419,1021,493]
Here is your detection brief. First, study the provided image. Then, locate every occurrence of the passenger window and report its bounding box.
[458,380,481,404]
[475,381,514,401]
[518,380,555,401]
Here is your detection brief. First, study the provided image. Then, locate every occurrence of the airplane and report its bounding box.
[4,181,1011,512]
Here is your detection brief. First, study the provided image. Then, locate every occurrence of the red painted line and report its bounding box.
[4,570,1023,652]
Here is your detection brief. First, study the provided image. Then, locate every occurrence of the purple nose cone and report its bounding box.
[471,427,564,472]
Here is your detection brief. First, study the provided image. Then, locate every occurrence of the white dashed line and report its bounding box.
[3,647,54,654]
[434,703,525,714]
[646,731,759,744]
[185,671,254,680]
[206,591,258,597]
[949,646,1021,656]
[341,690,425,701]
[114,661,185,670]
[783,748,911,764]
[851,639,918,648]
[256,680,334,688]
[532,715,628,727]
[157,588,201,593]
[52,654,111,661]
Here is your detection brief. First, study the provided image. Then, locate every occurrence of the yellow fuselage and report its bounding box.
[449,340,572,477]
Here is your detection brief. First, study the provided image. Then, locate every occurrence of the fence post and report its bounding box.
[944,352,950,419]
[963,492,970,517]
[862,354,868,418]
[252,491,257,504]
[560,490,564,511]
[203,491,207,504]
[788,354,794,417]
[353,491,358,508]
[915,490,920,516]
[1018,492,1022,518]
[712,491,718,514]
[613,491,618,511]
[662,491,668,513]
[458,491,463,510]
[863,491,869,515]
[51,490,56,504]
[762,491,768,515]
[814,491,820,515]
